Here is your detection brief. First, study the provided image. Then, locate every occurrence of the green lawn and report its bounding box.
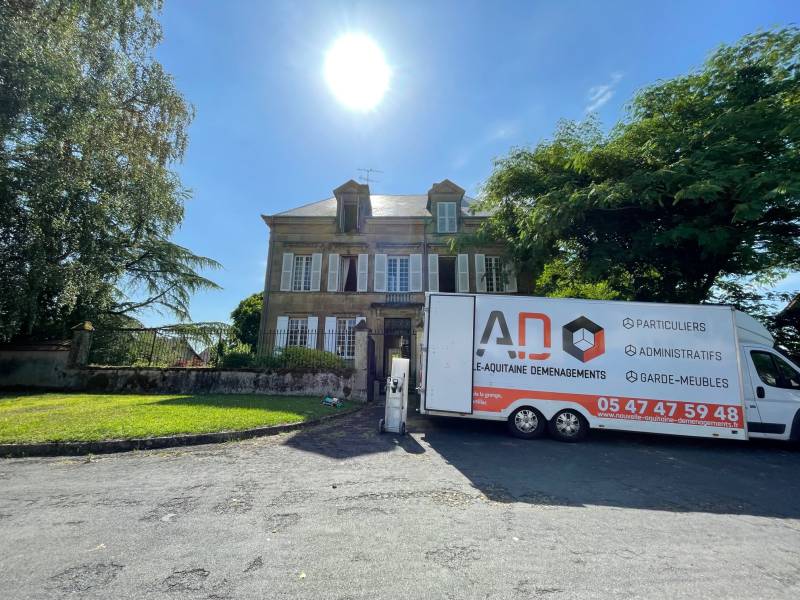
[0,393,353,443]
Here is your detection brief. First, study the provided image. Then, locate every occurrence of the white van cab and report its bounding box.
[736,312,800,440]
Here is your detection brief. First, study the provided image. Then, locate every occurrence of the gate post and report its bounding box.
[353,321,370,402]
[68,321,94,367]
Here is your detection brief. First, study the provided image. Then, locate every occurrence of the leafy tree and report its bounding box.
[230,292,263,348]
[0,0,219,341]
[479,28,800,310]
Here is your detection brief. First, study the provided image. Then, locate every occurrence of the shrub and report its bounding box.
[249,346,349,372]
[220,351,254,368]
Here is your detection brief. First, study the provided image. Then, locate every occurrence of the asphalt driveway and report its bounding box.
[2,400,800,599]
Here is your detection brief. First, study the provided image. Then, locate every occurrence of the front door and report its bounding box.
[745,347,800,437]
[383,318,412,385]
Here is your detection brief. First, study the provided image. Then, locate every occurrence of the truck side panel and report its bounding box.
[424,293,747,440]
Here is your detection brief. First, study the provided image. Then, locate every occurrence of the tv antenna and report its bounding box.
[357,168,383,186]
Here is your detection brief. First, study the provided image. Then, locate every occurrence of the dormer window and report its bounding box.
[437,202,457,233]
[333,180,371,233]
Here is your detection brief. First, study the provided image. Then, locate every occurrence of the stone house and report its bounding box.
[259,179,524,381]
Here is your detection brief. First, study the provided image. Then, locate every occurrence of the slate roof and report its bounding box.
[273,194,489,218]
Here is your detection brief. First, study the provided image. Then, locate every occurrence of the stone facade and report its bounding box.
[259,179,526,381]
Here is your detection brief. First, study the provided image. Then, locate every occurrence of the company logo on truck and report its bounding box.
[475,311,605,363]
[562,316,605,363]
[476,310,552,360]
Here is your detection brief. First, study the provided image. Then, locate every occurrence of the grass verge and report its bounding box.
[0,392,355,444]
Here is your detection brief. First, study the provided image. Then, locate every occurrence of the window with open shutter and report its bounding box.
[324,316,337,352]
[280,253,294,291]
[327,254,339,292]
[457,254,469,292]
[310,254,322,291]
[275,315,289,349]
[475,254,487,293]
[504,261,517,293]
[410,254,422,292]
[357,254,368,292]
[374,254,387,292]
[428,254,439,292]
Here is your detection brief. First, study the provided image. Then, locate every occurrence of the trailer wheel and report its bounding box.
[378,418,385,434]
[549,409,588,442]
[507,407,546,439]
[400,422,406,436]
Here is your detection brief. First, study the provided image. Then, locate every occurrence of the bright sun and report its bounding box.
[324,34,390,111]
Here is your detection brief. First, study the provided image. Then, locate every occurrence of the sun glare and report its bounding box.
[324,33,390,111]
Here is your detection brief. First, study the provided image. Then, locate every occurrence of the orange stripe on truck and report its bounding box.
[472,386,744,429]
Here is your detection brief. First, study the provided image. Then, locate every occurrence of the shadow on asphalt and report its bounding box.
[283,402,425,458]
[416,412,800,518]
[285,395,800,518]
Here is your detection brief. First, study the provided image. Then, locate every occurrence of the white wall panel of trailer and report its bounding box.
[422,294,475,413]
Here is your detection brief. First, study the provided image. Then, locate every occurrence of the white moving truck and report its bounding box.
[419,293,800,442]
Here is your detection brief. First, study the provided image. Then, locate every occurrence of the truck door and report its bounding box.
[745,348,800,437]
[423,294,475,413]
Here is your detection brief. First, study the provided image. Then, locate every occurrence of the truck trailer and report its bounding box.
[418,293,800,442]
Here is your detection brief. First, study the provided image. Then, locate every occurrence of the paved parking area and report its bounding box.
[2,401,800,599]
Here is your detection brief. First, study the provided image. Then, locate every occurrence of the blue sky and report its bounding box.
[149,0,799,325]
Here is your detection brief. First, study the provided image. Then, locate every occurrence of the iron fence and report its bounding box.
[88,327,356,370]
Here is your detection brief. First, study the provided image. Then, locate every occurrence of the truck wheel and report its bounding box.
[549,409,588,442]
[378,418,385,434]
[507,407,546,439]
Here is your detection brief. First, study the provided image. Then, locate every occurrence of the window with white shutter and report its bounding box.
[475,254,487,293]
[280,253,294,291]
[292,255,313,291]
[287,317,308,347]
[428,253,439,292]
[374,254,387,292]
[310,253,322,291]
[387,256,410,292]
[324,316,337,352]
[437,202,457,233]
[335,317,357,358]
[327,254,340,292]
[504,262,517,293]
[357,254,368,292]
[484,256,503,293]
[275,315,289,349]
[306,316,318,349]
[457,254,470,292]
[409,254,422,292]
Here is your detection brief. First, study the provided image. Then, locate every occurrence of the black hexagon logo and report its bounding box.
[626,370,638,383]
[562,316,605,363]
[625,344,636,357]
[622,317,634,329]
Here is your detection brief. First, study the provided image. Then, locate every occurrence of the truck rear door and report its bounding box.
[423,294,475,413]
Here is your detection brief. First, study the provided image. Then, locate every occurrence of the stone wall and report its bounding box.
[0,326,369,401]
[78,367,356,397]
[0,344,78,389]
